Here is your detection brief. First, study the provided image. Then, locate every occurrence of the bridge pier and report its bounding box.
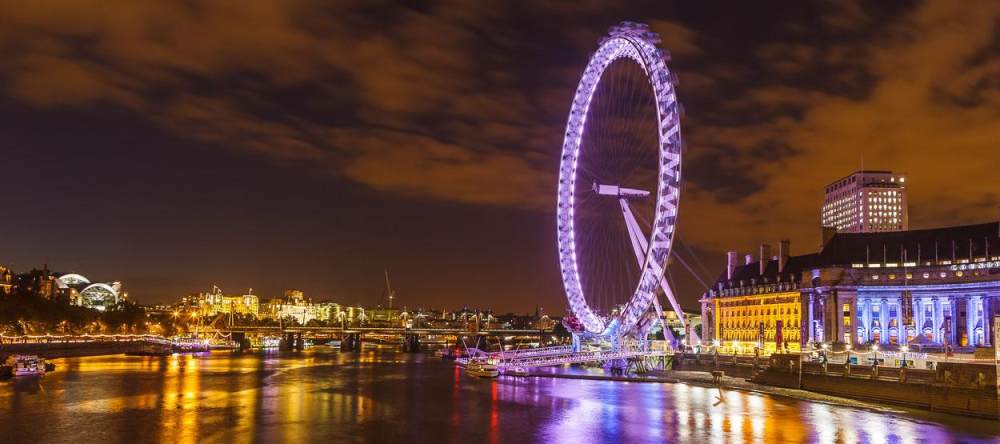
[280,333,298,351]
[232,332,250,351]
[341,333,362,352]
[402,334,421,353]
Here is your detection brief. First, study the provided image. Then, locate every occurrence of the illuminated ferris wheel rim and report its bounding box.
[556,22,683,335]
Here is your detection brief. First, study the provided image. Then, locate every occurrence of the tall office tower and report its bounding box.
[822,170,908,233]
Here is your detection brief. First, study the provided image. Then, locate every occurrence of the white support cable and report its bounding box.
[669,249,712,291]
[676,238,715,284]
[620,198,692,342]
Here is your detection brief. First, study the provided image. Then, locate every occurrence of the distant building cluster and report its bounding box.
[0,265,126,311]
[168,286,559,331]
[175,287,356,325]
[0,260,560,332]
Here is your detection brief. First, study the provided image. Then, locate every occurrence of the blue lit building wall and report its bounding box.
[855,279,1000,347]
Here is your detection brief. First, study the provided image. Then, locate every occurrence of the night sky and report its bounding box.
[1,1,998,312]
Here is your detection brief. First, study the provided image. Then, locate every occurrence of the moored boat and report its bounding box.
[3,355,48,377]
[125,343,173,356]
[504,366,529,377]
[465,359,499,378]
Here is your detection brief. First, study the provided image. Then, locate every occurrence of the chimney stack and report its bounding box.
[759,244,771,275]
[726,251,738,280]
[745,254,753,265]
[779,239,790,273]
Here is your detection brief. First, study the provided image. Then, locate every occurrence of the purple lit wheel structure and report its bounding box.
[556,22,683,336]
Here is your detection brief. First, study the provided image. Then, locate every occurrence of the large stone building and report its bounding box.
[186,286,259,318]
[0,265,13,296]
[822,170,908,233]
[804,221,1000,348]
[701,241,807,352]
[17,266,60,301]
[702,220,1000,351]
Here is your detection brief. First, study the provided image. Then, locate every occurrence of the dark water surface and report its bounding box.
[1,348,998,443]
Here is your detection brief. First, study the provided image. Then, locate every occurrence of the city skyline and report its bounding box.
[2,2,998,311]
[2,6,1000,441]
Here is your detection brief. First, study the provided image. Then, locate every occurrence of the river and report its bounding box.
[1,348,998,443]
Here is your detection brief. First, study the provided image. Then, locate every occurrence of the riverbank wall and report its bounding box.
[752,353,999,419]
[669,352,759,379]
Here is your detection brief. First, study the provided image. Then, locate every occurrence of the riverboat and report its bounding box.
[435,348,460,360]
[3,355,49,377]
[125,343,173,356]
[465,359,499,378]
[504,367,529,377]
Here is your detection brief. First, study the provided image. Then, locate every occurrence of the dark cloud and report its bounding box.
[683,143,767,204]
[0,1,997,309]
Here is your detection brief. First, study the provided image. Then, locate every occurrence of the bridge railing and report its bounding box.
[489,345,574,360]
[0,334,197,347]
[500,348,669,369]
[220,325,553,335]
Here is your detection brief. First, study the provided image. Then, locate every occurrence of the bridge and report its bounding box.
[218,326,552,336]
[460,341,672,371]
[0,334,213,358]
[217,325,557,352]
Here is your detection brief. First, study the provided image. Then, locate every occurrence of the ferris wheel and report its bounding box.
[556,22,693,341]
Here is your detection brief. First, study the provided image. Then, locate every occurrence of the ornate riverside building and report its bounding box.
[702,220,1000,351]
[804,221,1000,349]
[701,241,809,352]
[186,286,260,318]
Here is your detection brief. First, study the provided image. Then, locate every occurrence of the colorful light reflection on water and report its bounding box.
[0,349,997,443]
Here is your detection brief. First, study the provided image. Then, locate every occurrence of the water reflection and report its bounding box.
[0,349,997,443]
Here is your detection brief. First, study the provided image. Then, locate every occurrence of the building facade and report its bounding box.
[186,286,260,317]
[822,170,908,233]
[0,265,12,296]
[701,241,806,352]
[703,221,1000,351]
[803,222,1000,349]
[56,273,124,311]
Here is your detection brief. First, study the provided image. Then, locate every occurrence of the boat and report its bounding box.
[505,367,529,377]
[4,355,48,377]
[125,344,173,356]
[465,359,499,378]
[435,348,459,360]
